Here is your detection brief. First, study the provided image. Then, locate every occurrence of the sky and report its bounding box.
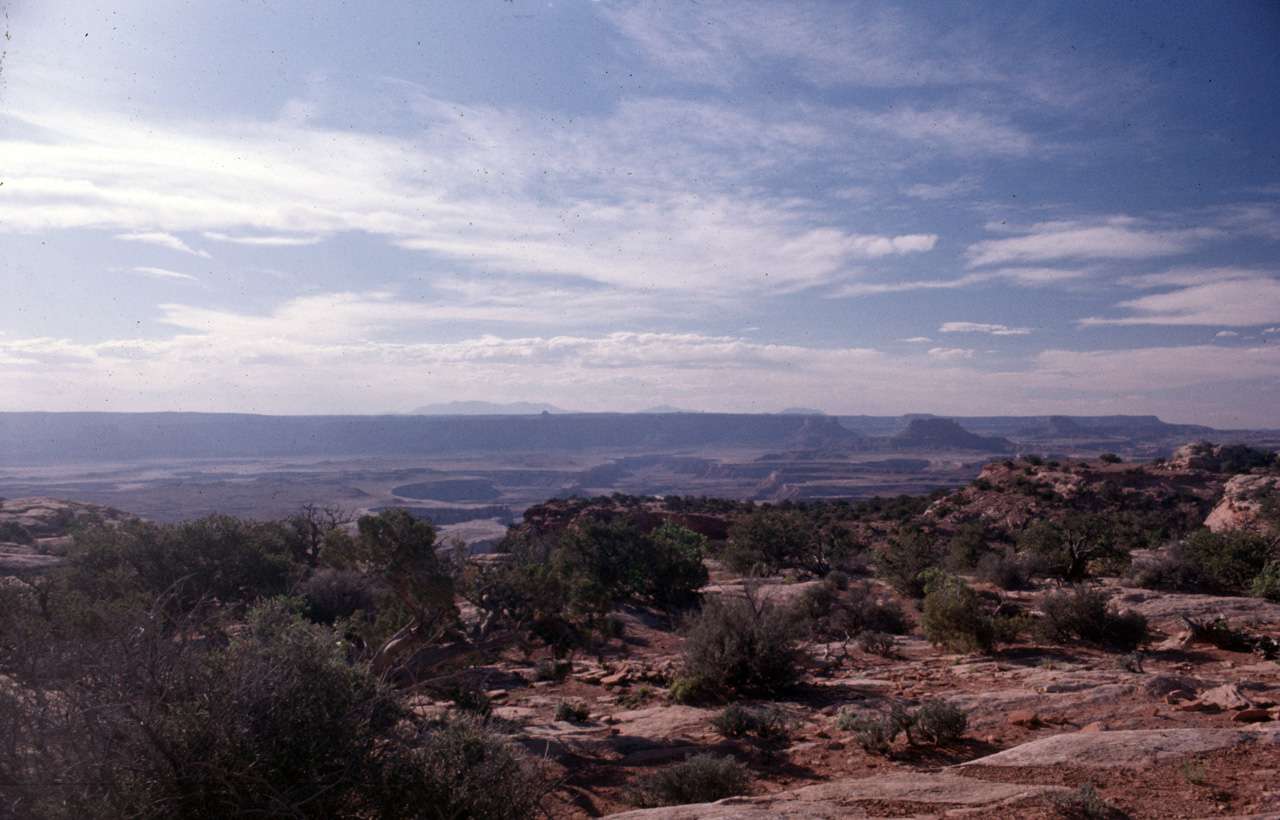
[1,1,1278,427]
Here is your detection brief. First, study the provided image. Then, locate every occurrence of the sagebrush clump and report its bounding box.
[679,590,803,695]
[625,753,751,807]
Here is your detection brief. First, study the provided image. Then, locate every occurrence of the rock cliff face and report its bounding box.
[1204,474,1280,534]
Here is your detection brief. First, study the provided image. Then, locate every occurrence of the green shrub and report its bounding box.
[299,566,376,624]
[394,714,551,820]
[856,630,896,657]
[1048,782,1121,818]
[1017,514,1126,581]
[914,699,968,745]
[446,684,493,716]
[836,710,899,756]
[920,573,994,654]
[1182,528,1272,593]
[708,703,784,739]
[534,659,573,681]
[875,528,938,598]
[1115,651,1145,673]
[666,676,708,704]
[679,592,803,694]
[1036,588,1147,651]
[725,510,855,574]
[836,701,968,754]
[794,578,840,622]
[1252,561,1280,601]
[840,582,910,635]
[626,753,750,807]
[553,700,590,722]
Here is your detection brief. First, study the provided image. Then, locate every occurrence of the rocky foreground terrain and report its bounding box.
[4,442,1280,819]
[449,579,1280,820]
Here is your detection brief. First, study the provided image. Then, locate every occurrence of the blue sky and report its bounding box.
[1,0,1278,426]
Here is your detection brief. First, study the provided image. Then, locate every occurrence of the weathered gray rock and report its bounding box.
[1205,474,1280,534]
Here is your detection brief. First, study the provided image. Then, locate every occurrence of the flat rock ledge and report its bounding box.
[603,771,1067,819]
[958,726,1280,769]
[604,728,1280,819]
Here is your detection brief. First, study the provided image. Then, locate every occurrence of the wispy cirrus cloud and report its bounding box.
[133,266,198,281]
[940,322,1032,335]
[967,218,1218,268]
[203,232,325,246]
[1081,268,1280,327]
[0,98,935,296]
[115,232,210,257]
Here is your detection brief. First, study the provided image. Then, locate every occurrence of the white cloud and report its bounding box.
[901,337,932,343]
[939,322,1031,335]
[115,232,210,257]
[1216,331,1238,338]
[203,232,325,246]
[133,267,198,281]
[1082,269,1280,327]
[0,99,935,296]
[1,308,1277,426]
[967,218,1217,267]
[860,107,1031,158]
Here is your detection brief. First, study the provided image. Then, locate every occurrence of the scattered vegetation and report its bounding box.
[920,572,995,654]
[678,589,803,695]
[709,703,786,739]
[1048,782,1124,819]
[836,699,968,755]
[1036,587,1148,651]
[625,753,751,807]
[553,699,591,722]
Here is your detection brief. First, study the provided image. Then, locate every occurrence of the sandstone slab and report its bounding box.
[603,771,1068,819]
[961,727,1280,769]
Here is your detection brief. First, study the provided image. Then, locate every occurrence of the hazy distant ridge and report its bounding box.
[0,411,1233,465]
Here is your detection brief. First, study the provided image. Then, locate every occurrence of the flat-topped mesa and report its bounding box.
[889,418,1015,452]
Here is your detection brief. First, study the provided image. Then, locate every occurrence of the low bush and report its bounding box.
[856,630,896,657]
[626,753,750,807]
[840,582,910,636]
[875,528,938,598]
[1036,587,1147,651]
[708,703,785,739]
[395,714,551,820]
[920,573,994,654]
[1250,560,1280,601]
[553,700,590,722]
[1047,782,1122,819]
[534,659,573,681]
[679,591,803,694]
[1182,528,1273,594]
[836,700,967,755]
[914,699,968,745]
[975,549,1046,590]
